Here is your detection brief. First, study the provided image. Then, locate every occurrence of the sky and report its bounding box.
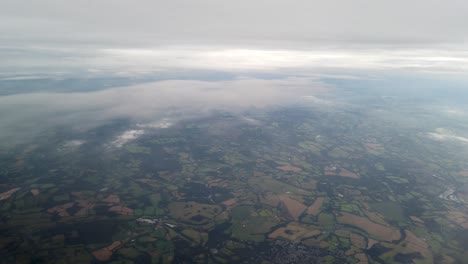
[1,0,468,145]
[1,0,468,77]
[2,0,468,46]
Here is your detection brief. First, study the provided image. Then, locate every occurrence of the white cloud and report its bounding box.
[426,128,468,144]
[0,77,331,144]
[2,46,468,77]
[59,140,86,151]
[137,119,173,129]
[112,130,145,147]
[101,47,468,74]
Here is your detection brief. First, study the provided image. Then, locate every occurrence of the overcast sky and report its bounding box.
[1,0,468,76]
[2,0,468,47]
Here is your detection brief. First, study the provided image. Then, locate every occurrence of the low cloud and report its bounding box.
[0,77,332,144]
[426,128,468,144]
[112,130,145,147]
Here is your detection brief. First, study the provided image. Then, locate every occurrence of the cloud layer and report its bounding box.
[2,46,468,78]
[0,77,331,144]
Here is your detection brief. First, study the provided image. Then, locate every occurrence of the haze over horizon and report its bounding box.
[1,0,468,78]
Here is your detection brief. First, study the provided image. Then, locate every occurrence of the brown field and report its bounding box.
[367,238,379,249]
[362,208,388,226]
[409,215,424,224]
[207,178,223,187]
[279,195,307,220]
[135,178,162,189]
[458,193,468,203]
[324,166,337,176]
[302,238,321,247]
[102,194,120,204]
[47,198,96,217]
[222,198,236,206]
[109,205,133,216]
[307,197,324,216]
[458,171,468,177]
[345,247,359,257]
[277,165,302,172]
[403,230,432,259]
[335,229,352,237]
[378,230,433,263]
[335,229,366,249]
[409,215,425,227]
[302,180,317,190]
[337,212,400,241]
[445,210,468,228]
[0,188,20,201]
[325,166,360,179]
[75,200,95,216]
[351,233,367,249]
[365,143,384,154]
[269,223,320,242]
[71,191,82,197]
[249,176,312,196]
[30,189,40,196]
[47,202,74,217]
[135,178,156,184]
[338,169,360,178]
[355,252,369,264]
[168,202,223,225]
[92,241,123,261]
[260,194,281,207]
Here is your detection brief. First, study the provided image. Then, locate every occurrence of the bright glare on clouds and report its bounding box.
[2,46,468,78]
[1,0,467,77]
[100,47,468,73]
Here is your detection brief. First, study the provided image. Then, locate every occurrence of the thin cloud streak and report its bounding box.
[100,47,468,73]
[2,46,468,77]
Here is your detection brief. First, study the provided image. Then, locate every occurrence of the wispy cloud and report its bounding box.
[426,128,468,144]
[112,130,145,147]
[2,46,468,78]
[0,77,331,144]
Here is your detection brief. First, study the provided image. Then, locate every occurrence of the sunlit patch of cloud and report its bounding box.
[137,119,173,129]
[299,95,335,106]
[112,130,145,147]
[64,140,85,148]
[96,47,468,75]
[2,46,468,78]
[426,128,468,144]
[420,105,467,119]
[58,140,86,152]
[442,108,466,117]
[240,117,262,126]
